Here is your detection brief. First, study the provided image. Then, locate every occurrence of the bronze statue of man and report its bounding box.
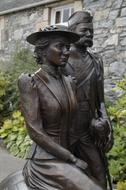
[64,11,113,189]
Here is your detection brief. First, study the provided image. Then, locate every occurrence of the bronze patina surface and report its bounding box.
[18,26,103,190]
[63,11,113,190]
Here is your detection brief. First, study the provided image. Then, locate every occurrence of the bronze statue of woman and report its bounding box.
[18,26,103,190]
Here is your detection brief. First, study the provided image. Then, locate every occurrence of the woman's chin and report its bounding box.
[60,62,67,67]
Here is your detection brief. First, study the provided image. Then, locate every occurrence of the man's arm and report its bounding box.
[92,54,113,152]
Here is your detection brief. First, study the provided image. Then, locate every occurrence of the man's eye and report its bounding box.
[80,29,87,33]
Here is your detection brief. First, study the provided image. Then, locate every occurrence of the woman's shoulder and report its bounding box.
[18,73,36,93]
[18,73,32,83]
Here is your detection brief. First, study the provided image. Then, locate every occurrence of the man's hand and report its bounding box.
[91,118,113,152]
[91,118,110,138]
[103,131,113,152]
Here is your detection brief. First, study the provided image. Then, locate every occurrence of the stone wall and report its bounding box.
[83,0,126,98]
[0,5,49,60]
[0,0,126,98]
[0,0,82,61]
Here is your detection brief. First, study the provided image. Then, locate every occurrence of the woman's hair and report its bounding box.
[34,38,49,65]
[34,35,67,65]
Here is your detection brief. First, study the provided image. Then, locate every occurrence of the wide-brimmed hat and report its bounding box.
[26,25,80,45]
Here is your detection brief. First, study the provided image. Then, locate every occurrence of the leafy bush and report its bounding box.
[7,48,38,112]
[0,47,37,158]
[0,47,38,113]
[107,75,126,182]
[116,180,126,190]
[0,72,11,126]
[0,111,32,158]
[0,72,9,110]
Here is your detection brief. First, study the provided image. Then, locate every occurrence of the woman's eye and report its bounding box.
[66,45,70,50]
[56,44,62,49]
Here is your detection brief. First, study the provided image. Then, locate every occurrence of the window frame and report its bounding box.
[50,4,74,26]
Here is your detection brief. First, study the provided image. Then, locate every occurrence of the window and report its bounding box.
[51,4,74,26]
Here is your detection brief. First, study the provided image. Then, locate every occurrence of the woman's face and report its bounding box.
[46,37,70,67]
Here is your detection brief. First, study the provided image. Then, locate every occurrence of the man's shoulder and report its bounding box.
[87,48,102,61]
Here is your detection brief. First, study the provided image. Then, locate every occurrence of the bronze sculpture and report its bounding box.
[18,26,103,190]
[63,11,113,189]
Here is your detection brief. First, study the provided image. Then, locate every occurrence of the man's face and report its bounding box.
[74,23,93,48]
[46,37,70,67]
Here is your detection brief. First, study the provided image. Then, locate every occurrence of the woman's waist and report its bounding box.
[44,123,61,136]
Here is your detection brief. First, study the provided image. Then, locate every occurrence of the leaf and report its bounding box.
[9,144,19,156]
[0,133,8,138]
[12,111,21,119]
[9,134,17,141]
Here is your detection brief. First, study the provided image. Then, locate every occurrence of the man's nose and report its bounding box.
[86,30,92,37]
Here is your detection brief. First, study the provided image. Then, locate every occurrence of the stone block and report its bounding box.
[20,16,29,25]
[94,20,113,29]
[29,12,38,21]
[120,31,126,37]
[106,0,113,8]
[94,28,108,35]
[74,0,83,11]
[103,34,118,47]
[43,8,49,21]
[112,0,124,9]
[108,10,118,20]
[121,7,126,16]
[104,66,109,77]
[120,37,126,46]
[13,29,23,40]
[116,17,126,27]
[94,9,110,21]
[116,51,126,60]
[0,16,5,30]
[109,61,126,77]
[36,21,48,30]
[110,27,122,34]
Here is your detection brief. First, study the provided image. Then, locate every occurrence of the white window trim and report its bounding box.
[51,4,74,26]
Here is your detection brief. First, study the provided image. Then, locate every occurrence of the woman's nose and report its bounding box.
[63,48,70,56]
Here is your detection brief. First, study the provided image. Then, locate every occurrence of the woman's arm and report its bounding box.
[18,73,76,162]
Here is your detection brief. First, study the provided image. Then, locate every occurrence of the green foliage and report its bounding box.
[6,47,38,112]
[0,72,10,125]
[0,111,32,158]
[117,180,126,190]
[107,75,126,182]
[0,72,9,110]
[0,47,38,122]
[0,46,37,158]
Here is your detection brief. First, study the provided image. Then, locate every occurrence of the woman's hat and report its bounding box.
[26,25,80,45]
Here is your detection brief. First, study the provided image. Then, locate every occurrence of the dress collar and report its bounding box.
[41,64,64,79]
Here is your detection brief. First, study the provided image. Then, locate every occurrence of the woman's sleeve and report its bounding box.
[18,73,74,162]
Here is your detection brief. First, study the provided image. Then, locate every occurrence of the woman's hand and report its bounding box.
[75,158,88,171]
[68,154,88,172]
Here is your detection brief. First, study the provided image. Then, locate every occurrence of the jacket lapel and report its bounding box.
[35,69,63,110]
[62,75,77,112]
